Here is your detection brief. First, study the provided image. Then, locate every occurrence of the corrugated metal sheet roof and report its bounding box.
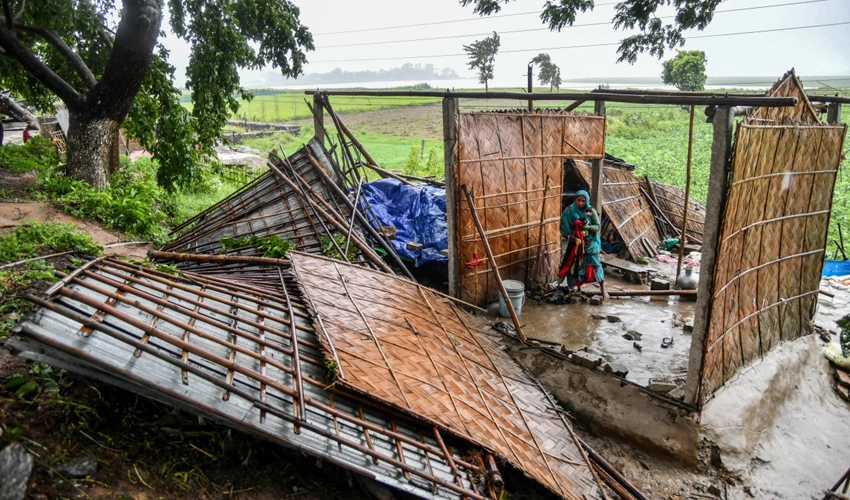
[289,252,601,500]
[10,257,492,500]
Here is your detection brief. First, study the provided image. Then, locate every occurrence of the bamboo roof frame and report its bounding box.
[289,251,602,500]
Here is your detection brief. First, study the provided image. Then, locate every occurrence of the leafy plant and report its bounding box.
[0,136,62,173]
[220,234,292,259]
[320,233,357,262]
[38,161,170,245]
[839,314,850,358]
[0,223,102,263]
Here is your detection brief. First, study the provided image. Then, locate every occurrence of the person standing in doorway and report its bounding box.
[557,189,609,300]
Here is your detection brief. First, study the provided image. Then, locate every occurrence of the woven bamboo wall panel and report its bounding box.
[648,181,707,244]
[700,122,846,401]
[748,70,820,124]
[456,112,606,305]
[569,160,661,259]
[290,252,600,500]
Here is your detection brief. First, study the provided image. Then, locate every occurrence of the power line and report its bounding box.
[311,21,850,63]
[316,0,830,49]
[313,1,621,36]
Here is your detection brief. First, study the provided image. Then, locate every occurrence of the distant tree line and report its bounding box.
[294,64,460,84]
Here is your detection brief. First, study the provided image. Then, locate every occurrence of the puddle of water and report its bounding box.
[487,276,696,387]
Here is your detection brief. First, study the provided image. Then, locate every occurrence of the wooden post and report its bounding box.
[827,102,842,124]
[313,93,324,143]
[462,184,527,344]
[444,97,460,298]
[676,105,696,279]
[590,100,606,210]
[685,106,734,407]
[527,64,533,112]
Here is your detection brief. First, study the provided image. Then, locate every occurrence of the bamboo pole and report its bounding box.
[461,184,526,344]
[305,89,797,107]
[677,105,696,279]
[584,289,697,297]
[319,99,414,186]
[534,176,552,282]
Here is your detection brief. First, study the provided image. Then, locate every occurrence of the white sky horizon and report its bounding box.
[161,0,850,90]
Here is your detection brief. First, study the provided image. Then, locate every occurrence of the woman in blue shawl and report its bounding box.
[558,190,608,300]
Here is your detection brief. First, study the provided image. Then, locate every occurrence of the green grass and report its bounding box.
[0,222,102,263]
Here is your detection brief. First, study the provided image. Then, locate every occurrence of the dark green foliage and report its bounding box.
[0,0,313,191]
[0,137,62,173]
[38,159,170,244]
[460,0,723,63]
[220,234,293,258]
[0,223,102,263]
[463,32,500,91]
[661,50,708,91]
[320,233,357,262]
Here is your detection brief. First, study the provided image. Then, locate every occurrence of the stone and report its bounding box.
[591,314,607,321]
[623,331,642,341]
[606,315,621,323]
[604,362,629,377]
[683,320,694,333]
[405,242,424,251]
[570,351,601,369]
[0,443,34,500]
[668,387,685,400]
[54,455,98,478]
[648,378,677,394]
[650,278,671,290]
[707,484,722,497]
[836,369,850,389]
[589,296,602,305]
[837,385,850,400]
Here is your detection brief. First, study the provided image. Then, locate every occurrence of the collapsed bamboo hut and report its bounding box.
[9,254,639,499]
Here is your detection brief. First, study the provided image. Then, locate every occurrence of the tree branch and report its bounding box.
[0,25,83,108]
[13,0,24,21]
[17,24,98,89]
[2,0,13,31]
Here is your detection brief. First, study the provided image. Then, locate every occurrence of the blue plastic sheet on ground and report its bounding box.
[359,179,447,266]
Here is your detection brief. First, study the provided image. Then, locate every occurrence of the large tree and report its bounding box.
[661,50,707,91]
[531,53,561,91]
[460,0,724,63]
[463,31,499,92]
[0,0,313,189]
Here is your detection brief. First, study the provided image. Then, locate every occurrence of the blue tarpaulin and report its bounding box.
[359,179,447,266]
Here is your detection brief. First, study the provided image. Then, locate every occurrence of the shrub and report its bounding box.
[0,222,102,263]
[0,136,62,173]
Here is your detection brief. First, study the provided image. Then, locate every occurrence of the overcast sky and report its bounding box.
[162,0,850,88]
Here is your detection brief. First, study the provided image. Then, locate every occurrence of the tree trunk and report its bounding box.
[485,79,489,92]
[66,112,121,189]
[0,93,40,130]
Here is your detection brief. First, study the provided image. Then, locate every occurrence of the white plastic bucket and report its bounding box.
[498,280,526,317]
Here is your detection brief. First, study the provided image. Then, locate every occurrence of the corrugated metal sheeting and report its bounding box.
[10,257,490,499]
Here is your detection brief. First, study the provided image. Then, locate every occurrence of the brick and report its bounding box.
[604,362,629,377]
[589,296,603,305]
[571,351,601,370]
[667,387,685,400]
[648,378,677,393]
[650,279,671,290]
[836,369,850,390]
[683,320,694,333]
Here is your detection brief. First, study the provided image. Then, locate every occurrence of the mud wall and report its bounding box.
[454,111,605,306]
[510,346,700,465]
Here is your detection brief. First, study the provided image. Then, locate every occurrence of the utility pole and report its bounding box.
[527,64,533,111]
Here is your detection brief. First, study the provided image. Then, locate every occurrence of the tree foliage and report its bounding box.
[661,50,707,91]
[463,31,500,91]
[531,53,561,91]
[460,0,724,63]
[0,0,313,190]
